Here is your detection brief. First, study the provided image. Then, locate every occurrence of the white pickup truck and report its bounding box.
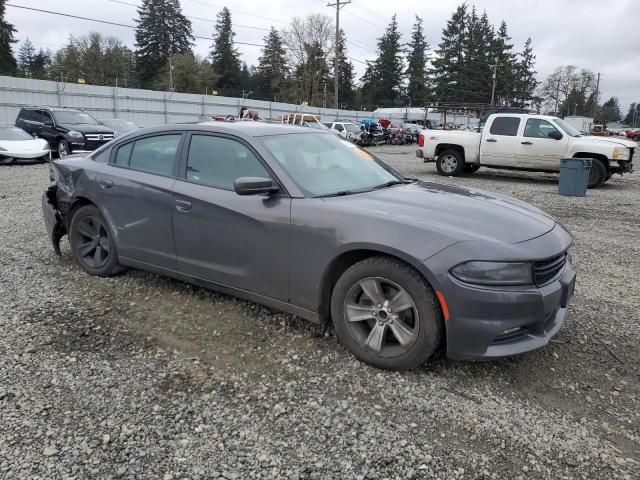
[416,113,636,188]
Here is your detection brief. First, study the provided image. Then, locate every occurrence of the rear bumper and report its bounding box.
[415,149,424,158]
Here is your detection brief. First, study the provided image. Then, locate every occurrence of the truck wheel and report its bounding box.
[464,164,480,174]
[587,159,607,188]
[436,149,464,176]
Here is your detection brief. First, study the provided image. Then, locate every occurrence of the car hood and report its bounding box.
[332,181,556,244]
[579,136,637,148]
[0,138,48,151]
[58,123,115,134]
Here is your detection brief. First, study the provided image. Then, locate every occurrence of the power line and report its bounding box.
[5,4,265,47]
[107,0,271,31]
[182,0,287,25]
[350,1,388,25]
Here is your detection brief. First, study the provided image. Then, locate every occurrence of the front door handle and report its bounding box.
[99,179,113,189]
[175,199,192,212]
[486,138,497,143]
[521,141,533,145]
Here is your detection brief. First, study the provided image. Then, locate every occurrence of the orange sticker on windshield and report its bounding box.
[355,149,374,160]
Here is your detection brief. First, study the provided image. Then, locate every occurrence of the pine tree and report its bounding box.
[623,102,638,125]
[134,0,193,89]
[30,48,51,79]
[460,8,494,104]
[514,37,538,108]
[431,3,467,102]
[0,0,17,74]
[405,16,430,106]
[332,29,355,109]
[17,38,35,77]
[597,96,622,123]
[256,27,289,101]
[209,7,242,94]
[360,15,404,107]
[492,21,517,106]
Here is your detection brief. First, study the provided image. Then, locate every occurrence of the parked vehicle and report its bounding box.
[590,124,608,136]
[324,121,363,143]
[416,113,636,188]
[404,124,422,143]
[16,107,115,157]
[43,123,575,370]
[360,119,386,146]
[98,118,140,137]
[0,125,50,164]
[626,129,640,142]
[280,113,334,132]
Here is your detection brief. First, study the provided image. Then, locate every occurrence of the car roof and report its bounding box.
[157,121,333,137]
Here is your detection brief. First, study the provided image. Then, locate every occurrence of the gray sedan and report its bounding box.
[43,123,576,370]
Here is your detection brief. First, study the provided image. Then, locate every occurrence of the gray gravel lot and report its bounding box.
[1,147,639,479]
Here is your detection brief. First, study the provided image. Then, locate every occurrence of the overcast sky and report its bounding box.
[5,0,639,112]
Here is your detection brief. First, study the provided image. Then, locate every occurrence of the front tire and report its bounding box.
[57,139,70,158]
[69,205,124,277]
[632,134,639,142]
[331,256,443,370]
[436,149,464,176]
[587,159,607,188]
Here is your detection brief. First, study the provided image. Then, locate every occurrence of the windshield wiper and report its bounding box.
[318,190,358,198]
[372,179,413,190]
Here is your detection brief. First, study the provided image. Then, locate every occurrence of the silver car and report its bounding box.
[43,123,576,370]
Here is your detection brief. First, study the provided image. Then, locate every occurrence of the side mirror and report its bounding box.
[234,177,278,196]
[548,130,563,140]
[44,121,53,127]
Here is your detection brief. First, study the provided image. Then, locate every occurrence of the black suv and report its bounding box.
[15,107,116,157]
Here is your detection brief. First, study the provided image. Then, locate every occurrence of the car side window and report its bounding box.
[523,119,560,139]
[489,117,520,136]
[115,134,181,176]
[40,111,53,124]
[185,135,270,190]
[335,124,344,132]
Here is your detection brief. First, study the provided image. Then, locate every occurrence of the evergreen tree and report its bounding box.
[17,38,35,77]
[0,0,17,74]
[30,48,51,79]
[256,27,289,101]
[360,15,404,107]
[623,102,637,125]
[431,4,467,102]
[294,41,330,106]
[492,20,517,106]
[597,96,622,123]
[514,37,538,108]
[332,29,355,109]
[134,0,193,89]
[460,8,494,104]
[209,7,242,94]
[405,16,430,106]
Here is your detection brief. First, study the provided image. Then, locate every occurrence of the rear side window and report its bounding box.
[185,135,270,190]
[489,117,520,136]
[334,124,344,132]
[112,134,181,176]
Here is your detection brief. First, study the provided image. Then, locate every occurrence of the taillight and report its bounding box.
[418,133,424,147]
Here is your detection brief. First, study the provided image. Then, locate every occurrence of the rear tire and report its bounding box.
[331,256,443,370]
[436,149,464,176]
[69,205,125,277]
[587,159,607,188]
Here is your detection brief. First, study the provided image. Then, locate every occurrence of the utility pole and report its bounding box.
[554,78,560,116]
[328,0,350,110]
[490,58,498,107]
[323,81,327,109]
[592,72,601,120]
[168,56,174,92]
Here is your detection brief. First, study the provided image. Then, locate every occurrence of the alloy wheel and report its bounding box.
[440,155,458,173]
[58,142,69,157]
[73,215,111,269]
[343,276,419,357]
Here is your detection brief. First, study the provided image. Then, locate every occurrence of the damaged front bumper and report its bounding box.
[42,185,65,255]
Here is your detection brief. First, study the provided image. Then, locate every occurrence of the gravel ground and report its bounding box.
[1,148,639,479]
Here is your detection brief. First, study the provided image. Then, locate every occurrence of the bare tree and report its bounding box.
[539,65,596,116]
[282,14,334,106]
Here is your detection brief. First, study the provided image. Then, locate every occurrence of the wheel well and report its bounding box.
[572,152,609,169]
[318,249,437,323]
[435,144,465,162]
[65,196,96,228]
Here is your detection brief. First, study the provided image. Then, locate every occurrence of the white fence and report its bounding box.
[0,75,374,126]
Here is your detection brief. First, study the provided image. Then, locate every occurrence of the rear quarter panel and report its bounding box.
[423,130,481,163]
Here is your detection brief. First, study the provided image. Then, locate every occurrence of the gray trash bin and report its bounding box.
[559,158,591,196]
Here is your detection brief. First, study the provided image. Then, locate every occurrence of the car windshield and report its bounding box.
[0,126,33,140]
[553,118,582,137]
[101,119,138,132]
[262,133,402,197]
[53,111,99,125]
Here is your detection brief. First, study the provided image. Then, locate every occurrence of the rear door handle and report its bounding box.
[486,138,497,143]
[99,179,113,189]
[175,199,192,212]
[521,141,533,145]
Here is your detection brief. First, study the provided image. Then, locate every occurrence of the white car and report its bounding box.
[0,125,50,164]
[324,121,363,142]
[416,113,636,188]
